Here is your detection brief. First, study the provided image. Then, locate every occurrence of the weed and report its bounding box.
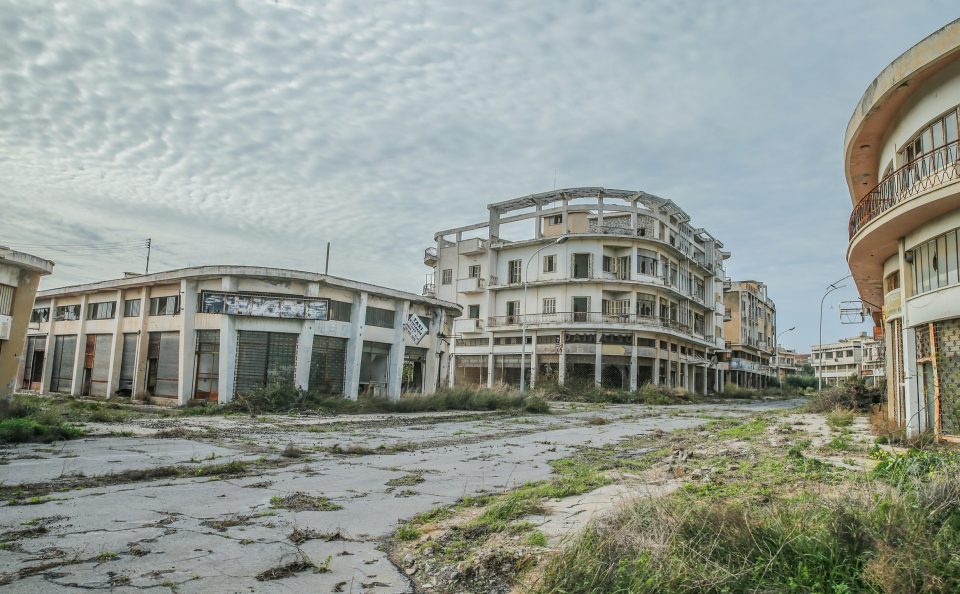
[395,523,421,541]
[524,530,548,547]
[270,492,342,511]
[826,407,856,431]
[95,551,119,562]
[386,473,425,487]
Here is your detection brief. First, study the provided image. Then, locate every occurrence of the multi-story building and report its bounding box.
[425,187,729,394]
[843,19,960,438]
[775,346,801,382]
[810,334,882,387]
[721,280,777,388]
[0,247,54,398]
[19,266,459,405]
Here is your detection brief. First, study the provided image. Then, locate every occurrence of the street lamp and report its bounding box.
[520,235,568,401]
[818,274,852,393]
[775,326,796,394]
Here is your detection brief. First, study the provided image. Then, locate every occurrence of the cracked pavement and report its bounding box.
[0,399,801,593]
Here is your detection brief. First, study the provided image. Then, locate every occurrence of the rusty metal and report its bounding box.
[849,140,960,238]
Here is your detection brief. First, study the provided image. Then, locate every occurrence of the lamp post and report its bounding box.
[818,274,852,393]
[520,236,568,402]
[775,326,795,394]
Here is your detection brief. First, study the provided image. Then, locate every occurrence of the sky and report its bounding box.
[1,0,958,352]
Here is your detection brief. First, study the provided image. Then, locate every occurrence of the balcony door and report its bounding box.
[572,296,590,322]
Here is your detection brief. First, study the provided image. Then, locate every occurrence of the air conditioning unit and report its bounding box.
[0,315,12,340]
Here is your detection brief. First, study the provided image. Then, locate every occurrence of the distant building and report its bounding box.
[0,248,54,398]
[843,19,960,437]
[425,187,729,393]
[721,280,777,389]
[775,346,801,381]
[20,266,459,405]
[810,334,883,387]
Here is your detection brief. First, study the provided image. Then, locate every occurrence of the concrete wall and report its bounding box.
[0,260,48,398]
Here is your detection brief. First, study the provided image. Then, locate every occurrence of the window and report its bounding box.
[694,277,705,302]
[30,308,50,323]
[329,300,352,322]
[543,254,557,273]
[124,299,141,317]
[636,249,657,276]
[0,284,13,316]
[572,253,591,279]
[149,296,180,316]
[468,304,480,319]
[506,301,520,323]
[508,259,522,284]
[884,271,900,294]
[55,304,81,321]
[549,214,562,225]
[636,293,655,317]
[365,306,395,328]
[441,269,453,285]
[910,227,960,296]
[87,301,116,320]
[457,337,488,347]
[603,255,613,273]
[542,297,556,314]
[468,265,481,278]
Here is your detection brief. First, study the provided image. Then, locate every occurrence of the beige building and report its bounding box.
[721,280,777,388]
[844,19,960,438]
[0,247,54,398]
[775,346,801,381]
[425,187,730,394]
[811,334,883,388]
[19,266,459,405]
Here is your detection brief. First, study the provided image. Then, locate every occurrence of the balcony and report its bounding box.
[424,247,438,266]
[458,237,487,255]
[486,312,702,339]
[422,282,436,297]
[456,277,486,293]
[454,317,483,334]
[849,140,959,239]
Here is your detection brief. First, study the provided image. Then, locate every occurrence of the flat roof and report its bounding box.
[0,247,55,275]
[35,265,461,313]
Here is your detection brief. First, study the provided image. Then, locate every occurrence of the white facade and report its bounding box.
[425,187,729,393]
[810,334,883,387]
[19,266,459,405]
[844,19,960,437]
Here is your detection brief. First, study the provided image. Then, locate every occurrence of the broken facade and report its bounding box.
[0,247,54,398]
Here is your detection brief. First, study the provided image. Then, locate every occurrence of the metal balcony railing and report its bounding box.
[849,139,960,238]
[421,283,436,297]
[424,246,438,263]
[486,311,697,336]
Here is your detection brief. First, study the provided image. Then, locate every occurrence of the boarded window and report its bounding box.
[365,306,395,328]
[51,335,77,393]
[309,335,347,395]
[147,331,180,397]
[235,331,297,395]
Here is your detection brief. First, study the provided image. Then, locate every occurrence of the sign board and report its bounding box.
[0,315,11,340]
[201,292,328,321]
[403,314,429,344]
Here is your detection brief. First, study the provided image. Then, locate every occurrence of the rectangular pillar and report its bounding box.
[105,289,125,398]
[387,300,410,401]
[594,334,602,387]
[177,279,198,406]
[558,333,566,385]
[344,291,368,400]
[133,287,152,400]
[40,297,57,392]
[69,294,90,396]
[629,334,638,391]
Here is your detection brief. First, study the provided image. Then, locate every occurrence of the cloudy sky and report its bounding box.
[1,1,957,351]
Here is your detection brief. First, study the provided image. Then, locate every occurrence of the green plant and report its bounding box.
[395,523,421,541]
[524,530,548,547]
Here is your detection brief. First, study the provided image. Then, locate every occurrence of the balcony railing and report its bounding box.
[421,282,436,297]
[486,311,698,336]
[424,247,438,264]
[849,139,960,238]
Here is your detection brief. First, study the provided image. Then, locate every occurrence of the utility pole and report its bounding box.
[145,238,152,275]
[325,242,331,275]
[818,274,852,393]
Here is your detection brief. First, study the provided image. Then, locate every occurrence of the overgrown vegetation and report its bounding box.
[534,380,696,405]
[0,398,84,444]
[229,384,550,415]
[806,376,884,413]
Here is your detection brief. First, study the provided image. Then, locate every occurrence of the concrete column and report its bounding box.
[344,291,368,400]
[530,331,538,388]
[448,353,456,387]
[40,297,57,392]
[105,289,125,398]
[387,300,410,401]
[217,277,238,403]
[652,340,660,386]
[558,332,566,384]
[562,197,569,235]
[701,366,707,395]
[69,294,90,396]
[133,287,152,400]
[424,307,442,395]
[629,333,638,391]
[294,281,321,392]
[535,203,543,239]
[486,349,494,388]
[176,280,198,406]
[596,193,604,229]
[594,334,602,387]
[719,370,725,393]
[630,199,638,232]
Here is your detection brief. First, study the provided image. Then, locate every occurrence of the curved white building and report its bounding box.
[844,19,960,438]
[20,266,460,405]
[425,188,729,393]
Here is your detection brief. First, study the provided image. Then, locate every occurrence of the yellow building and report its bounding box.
[0,247,54,398]
[722,280,777,389]
[844,19,960,438]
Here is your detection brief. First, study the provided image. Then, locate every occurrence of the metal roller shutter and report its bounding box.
[235,331,297,395]
[310,335,347,395]
[118,333,138,393]
[51,335,76,393]
[89,334,113,397]
[147,331,180,397]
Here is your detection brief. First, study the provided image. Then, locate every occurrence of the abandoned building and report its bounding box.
[810,333,884,388]
[844,19,960,438]
[0,247,54,398]
[18,266,460,405]
[720,280,778,389]
[424,187,730,394]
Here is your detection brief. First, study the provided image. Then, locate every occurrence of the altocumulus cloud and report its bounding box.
[0,0,956,348]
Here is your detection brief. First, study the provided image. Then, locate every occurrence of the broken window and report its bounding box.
[87,301,116,320]
[149,296,180,316]
[30,308,50,323]
[123,299,141,317]
[55,304,81,321]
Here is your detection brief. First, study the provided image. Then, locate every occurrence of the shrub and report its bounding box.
[535,380,684,405]
[807,376,883,413]
[0,418,84,444]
